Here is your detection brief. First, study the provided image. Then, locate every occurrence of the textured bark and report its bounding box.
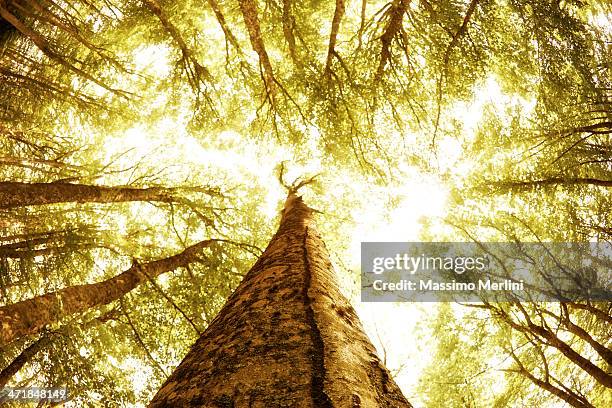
[0,181,185,209]
[148,193,411,407]
[0,240,212,346]
[238,0,276,96]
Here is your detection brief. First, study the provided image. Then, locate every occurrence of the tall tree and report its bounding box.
[0,181,215,209]
[0,239,212,346]
[148,188,411,407]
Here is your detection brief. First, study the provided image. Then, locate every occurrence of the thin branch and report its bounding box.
[433,0,480,146]
[121,305,168,377]
[374,0,409,82]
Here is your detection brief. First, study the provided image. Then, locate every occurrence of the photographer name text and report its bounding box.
[372,279,524,292]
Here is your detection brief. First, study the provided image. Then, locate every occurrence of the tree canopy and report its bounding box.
[0,0,610,406]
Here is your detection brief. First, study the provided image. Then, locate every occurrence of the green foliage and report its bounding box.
[418,304,501,408]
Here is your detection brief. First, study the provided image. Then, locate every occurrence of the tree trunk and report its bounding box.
[323,0,345,77]
[0,335,51,388]
[496,177,612,192]
[238,0,276,97]
[148,192,411,407]
[0,181,185,209]
[0,240,212,346]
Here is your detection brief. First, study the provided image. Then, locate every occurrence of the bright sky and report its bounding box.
[348,175,448,405]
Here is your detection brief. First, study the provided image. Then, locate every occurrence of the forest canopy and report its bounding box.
[0,0,610,406]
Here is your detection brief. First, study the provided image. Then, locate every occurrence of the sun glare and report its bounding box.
[132,45,172,77]
[349,174,448,266]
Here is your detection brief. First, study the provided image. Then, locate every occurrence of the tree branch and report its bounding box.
[324,0,345,78]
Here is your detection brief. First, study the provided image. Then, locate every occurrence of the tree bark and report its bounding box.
[0,240,212,346]
[0,181,185,209]
[323,0,345,77]
[238,0,276,97]
[148,192,411,407]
